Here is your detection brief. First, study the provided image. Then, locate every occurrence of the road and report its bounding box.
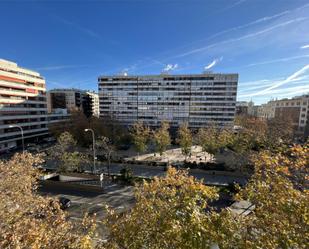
[44,159,248,186]
[39,181,135,239]
[98,163,248,186]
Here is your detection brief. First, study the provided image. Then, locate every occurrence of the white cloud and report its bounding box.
[204,57,223,70]
[162,64,178,72]
[300,44,309,49]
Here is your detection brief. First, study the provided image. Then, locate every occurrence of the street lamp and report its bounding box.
[9,125,24,153]
[85,128,96,173]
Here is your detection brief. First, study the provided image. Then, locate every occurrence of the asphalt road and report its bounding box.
[45,159,248,186]
[39,181,135,239]
[98,163,248,186]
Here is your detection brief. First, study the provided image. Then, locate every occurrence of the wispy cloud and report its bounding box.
[162,64,178,72]
[177,17,308,58]
[239,64,309,98]
[220,0,247,12]
[243,54,309,67]
[239,76,309,93]
[52,15,101,39]
[36,65,89,71]
[300,44,309,49]
[206,10,290,42]
[204,57,223,70]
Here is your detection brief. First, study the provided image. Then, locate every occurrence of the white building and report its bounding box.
[0,59,49,151]
[98,73,238,128]
[85,91,99,117]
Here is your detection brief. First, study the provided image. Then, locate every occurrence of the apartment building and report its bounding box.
[83,91,99,117]
[251,95,309,137]
[0,59,48,151]
[47,88,99,118]
[98,73,238,129]
[47,88,83,113]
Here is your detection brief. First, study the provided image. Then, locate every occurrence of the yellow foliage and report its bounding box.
[0,152,97,249]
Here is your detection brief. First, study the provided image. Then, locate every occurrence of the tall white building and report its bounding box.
[98,73,238,128]
[0,59,48,151]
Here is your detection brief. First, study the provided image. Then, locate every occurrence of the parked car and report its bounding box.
[58,197,71,210]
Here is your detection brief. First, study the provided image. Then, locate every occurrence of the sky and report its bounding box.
[0,0,309,104]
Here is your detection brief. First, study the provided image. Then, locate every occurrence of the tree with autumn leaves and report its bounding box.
[47,131,87,173]
[0,152,96,249]
[102,142,309,249]
[1,144,308,248]
[130,121,151,157]
[177,122,193,159]
[152,121,171,156]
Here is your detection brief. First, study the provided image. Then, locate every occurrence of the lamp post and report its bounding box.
[85,128,96,173]
[9,125,24,154]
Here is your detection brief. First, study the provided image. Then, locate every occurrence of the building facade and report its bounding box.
[98,73,238,128]
[83,91,99,118]
[236,101,249,115]
[47,88,83,113]
[272,95,309,137]
[0,59,48,151]
[249,95,309,138]
[47,89,99,118]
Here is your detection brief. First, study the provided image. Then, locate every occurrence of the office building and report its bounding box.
[98,73,238,128]
[0,59,48,151]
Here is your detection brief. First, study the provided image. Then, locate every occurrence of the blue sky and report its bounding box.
[0,0,309,104]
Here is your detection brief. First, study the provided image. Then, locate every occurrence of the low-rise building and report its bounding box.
[236,101,249,115]
[250,95,309,138]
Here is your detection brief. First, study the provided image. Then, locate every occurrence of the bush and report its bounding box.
[120,167,133,183]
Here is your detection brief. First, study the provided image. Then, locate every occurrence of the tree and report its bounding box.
[103,167,219,249]
[266,115,294,148]
[0,152,96,248]
[96,136,114,175]
[232,116,268,152]
[130,121,150,157]
[49,110,90,147]
[196,125,219,156]
[152,121,171,156]
[48,132,86,173]
[177,122,192,159]
[102,143,309,249]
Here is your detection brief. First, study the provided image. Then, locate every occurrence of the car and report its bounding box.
[58,197,71,210]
